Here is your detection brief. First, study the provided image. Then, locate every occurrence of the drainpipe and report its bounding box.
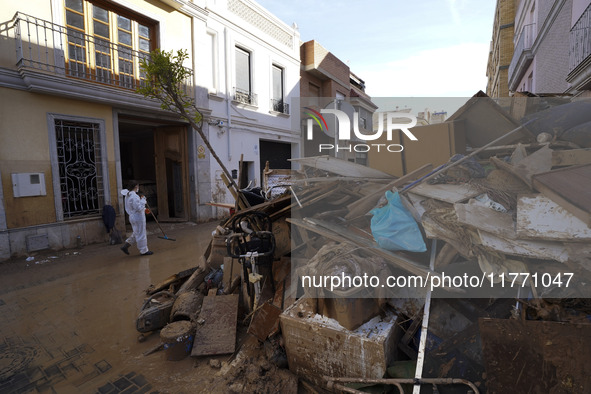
[224,27,232,162]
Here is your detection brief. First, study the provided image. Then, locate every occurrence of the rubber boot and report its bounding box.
[120,242,131,255]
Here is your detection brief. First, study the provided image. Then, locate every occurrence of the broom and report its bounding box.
[145,201,176,241]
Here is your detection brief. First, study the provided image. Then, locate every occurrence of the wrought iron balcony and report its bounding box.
[508,23,536,90]
[568,3,591,79]
[233,88,257,106]
[9,12,192,95]
[270,98,289,115]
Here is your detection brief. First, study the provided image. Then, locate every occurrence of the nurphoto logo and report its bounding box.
[304,106,419,153]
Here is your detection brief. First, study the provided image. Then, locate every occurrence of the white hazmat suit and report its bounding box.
[122,189,149,254]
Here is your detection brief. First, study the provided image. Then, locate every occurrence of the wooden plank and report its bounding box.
[406,192,428,218]
[247,302,282,342]
[222,257,242,293]
[410,183,482,204]
[287,218,435,278]
[191,294,239,356]
[491,144,553,188]
[516,195,591,241]
[344,163,433,220]
[476,230,569,262]
[551,148,591,167]
[290,155,395,179]
[466,141,577,156]
[454,202,517,239]
[532,164,591,226]
[177,264,208,294]
[434,243,459,269]
[564,243,591,278]
[421,216,474,259]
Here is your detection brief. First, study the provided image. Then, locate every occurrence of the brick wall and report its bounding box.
[486,0,516,97]
[535,0,572,93]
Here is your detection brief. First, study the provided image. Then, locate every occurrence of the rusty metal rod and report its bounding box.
[324,376,480,394]
[327,379,404,394]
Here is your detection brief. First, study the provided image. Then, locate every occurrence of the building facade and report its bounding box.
[0,0,300,260]
[486,0,516,97]
[300,40,377,164]
[508,0,591,94]
[566,0,591,96]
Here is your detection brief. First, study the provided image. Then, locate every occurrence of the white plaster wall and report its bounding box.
[194,0,301,209]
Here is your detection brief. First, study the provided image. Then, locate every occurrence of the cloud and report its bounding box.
[359,42,490,97]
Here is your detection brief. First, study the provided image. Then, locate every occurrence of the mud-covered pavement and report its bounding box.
[0,220,287,394]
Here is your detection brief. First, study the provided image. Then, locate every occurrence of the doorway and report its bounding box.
[154,126,189,221]
[259,140,292,181]
[119,120,189,222]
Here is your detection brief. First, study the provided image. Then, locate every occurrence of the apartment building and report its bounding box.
[0,0,300,260]
[486,0,516,97]
[300,40,377,164]
[566,0,591,96]
[509,0,582,94]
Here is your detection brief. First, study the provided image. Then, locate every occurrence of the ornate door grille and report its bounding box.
[55,119,103,218]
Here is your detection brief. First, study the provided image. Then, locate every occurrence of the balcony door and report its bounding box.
[64,0,155,89]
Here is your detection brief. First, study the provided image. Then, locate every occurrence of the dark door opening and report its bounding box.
[118,121,189,222]
[119,123,158,218]
[166,158,184,218]
[259,140,292,182]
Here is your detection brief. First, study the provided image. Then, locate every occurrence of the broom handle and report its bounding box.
[144,200,166,236]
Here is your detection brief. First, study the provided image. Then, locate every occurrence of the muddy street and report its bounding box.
[0,221,243,394]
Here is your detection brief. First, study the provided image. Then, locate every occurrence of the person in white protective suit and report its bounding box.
[120,184,153,255]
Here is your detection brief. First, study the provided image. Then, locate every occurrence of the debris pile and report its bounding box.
[135,95,591,393]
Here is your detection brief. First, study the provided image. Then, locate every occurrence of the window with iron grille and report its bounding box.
[54,119,104,218]
[271,64,287,113]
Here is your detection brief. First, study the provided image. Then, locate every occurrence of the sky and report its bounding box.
[256,0,497,99]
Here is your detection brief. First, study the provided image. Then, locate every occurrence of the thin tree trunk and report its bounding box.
[173,96,239,190]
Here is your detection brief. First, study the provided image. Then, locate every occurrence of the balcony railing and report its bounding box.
[234,88,257,106]
[10,12,192,95]
[568,3,591,74]
[508,23,536,88]
[270,98,289,114]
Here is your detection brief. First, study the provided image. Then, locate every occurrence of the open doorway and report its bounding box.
[259,140,292,182]
[119,122,158,218]
[119,119,189,222]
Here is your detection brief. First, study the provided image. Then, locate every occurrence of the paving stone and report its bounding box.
[97,382,117,394]
[130,374,148,388]
[65,348,80,358]
[44,364,62,378]
[135,384,153,394]
[95,360,112,373]
[113,377,132,391]
[121,385,139,394]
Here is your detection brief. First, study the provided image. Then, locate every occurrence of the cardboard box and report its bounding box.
[317,297,381,331]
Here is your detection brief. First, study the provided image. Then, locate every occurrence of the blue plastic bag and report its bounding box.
[370,191,426,252]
